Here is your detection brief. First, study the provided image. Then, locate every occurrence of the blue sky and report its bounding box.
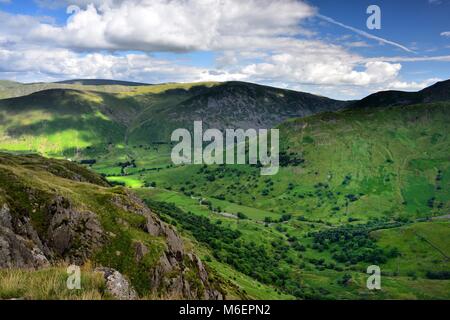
[0,0,449,99]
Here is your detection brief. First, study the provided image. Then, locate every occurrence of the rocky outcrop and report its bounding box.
[0,153,224,300]
[133,241,149,263]
[0,189,223,299]
[95,267,138,300]
[116,190,223,300]
[0,203,50,269]
[146,217,223,299]
[47,196,105,264]
[0,196,105,268]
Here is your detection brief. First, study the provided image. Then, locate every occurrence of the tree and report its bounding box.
[237,212,248,220]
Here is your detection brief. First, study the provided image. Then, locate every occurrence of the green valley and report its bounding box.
[0,79,449,300]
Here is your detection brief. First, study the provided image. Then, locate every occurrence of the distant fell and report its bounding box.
[352,79,450,109]
[55,79,151,86]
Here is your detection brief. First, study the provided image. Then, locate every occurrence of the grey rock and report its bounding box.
[144,213,184,259]
[0,204,12,229]
[142,211,223,300]
[95,267,138,300]
[0,226,49,269]
[47,196,104,264]
[134,241,149,263]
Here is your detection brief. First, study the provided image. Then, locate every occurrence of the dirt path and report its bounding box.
[432,214,450,220]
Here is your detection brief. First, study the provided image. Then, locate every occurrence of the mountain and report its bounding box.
[55,79,151,86]
[0,78,449,300]
[0,79,157,100]
[129,81,349,143]
[351,79,450,109]
[0,152,225,300]
[134,100,450,299]
[0,81,349,155]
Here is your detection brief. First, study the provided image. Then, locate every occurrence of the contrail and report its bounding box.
[317,14,415,53]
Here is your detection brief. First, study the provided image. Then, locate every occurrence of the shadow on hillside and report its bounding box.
[5,116,126,143]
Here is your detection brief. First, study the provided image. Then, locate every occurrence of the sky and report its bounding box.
[0,0,449,99]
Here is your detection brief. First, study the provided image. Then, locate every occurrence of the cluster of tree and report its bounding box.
[342,174,352,186]
[279,151,304,167]
[79,159,96,165]
[427,197,444,209]
[237,212,248,220]
[145,200,241,246]
[144,181,156,188]
[197,164,244,181]
[117,160,136,169]
[425,271,450,280]
[117,159,137,175]
[109,180,126,187]
[310,222,401,265]
[263,214,292,224]
[144,199,305,298]
[261,178,274,196]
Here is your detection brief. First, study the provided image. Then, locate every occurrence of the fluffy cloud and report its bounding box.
[384,78,441,91]
[0,46,246,83]
[0,0,445,99]
[441,31,450,37]
[232,41,401,86]
[27,0,315,52]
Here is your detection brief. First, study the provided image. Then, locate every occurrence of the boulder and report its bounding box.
[95,267,138,300]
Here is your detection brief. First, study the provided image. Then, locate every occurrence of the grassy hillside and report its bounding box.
[127,81,348,143]
[0,153,226,300]
[125,102,449,299]
[0,81,347,154]
[0,80,449,299]
[351,79,450,109]
[55,79,150,86]
[0,266,108,300]
[123,102,450,223]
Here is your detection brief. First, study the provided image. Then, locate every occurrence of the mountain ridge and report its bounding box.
[55,79,151,86]
[0,78,449,300]
[351,79,450,109]
[0,81,350,151]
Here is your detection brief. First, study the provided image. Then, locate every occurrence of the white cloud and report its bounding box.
[345,41,371,48]
[441,31,450,37]
[234,41,401,87]
[0,46,246,83]
[26,0,315,52]
[0,0,447,100]
[383,78,441,91]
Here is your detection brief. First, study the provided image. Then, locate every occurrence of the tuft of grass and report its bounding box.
[0,265,108,300]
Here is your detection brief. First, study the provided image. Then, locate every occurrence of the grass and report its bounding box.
[0,265,108,300]
[206,258,295,300]
[0,81,449,299]
[373,221,450,277]
[0,153,218,299]
[130,103,449,299]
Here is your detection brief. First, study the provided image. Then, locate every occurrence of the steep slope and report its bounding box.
[0,79,157,99]
[0,89,140,157]
[143,102,449,221]
[0,81,349,152]
[0,153,224,299]
[351,79,450,109]
[129,81,348,143]
[129,101,450,299]
[1,79,449,299]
